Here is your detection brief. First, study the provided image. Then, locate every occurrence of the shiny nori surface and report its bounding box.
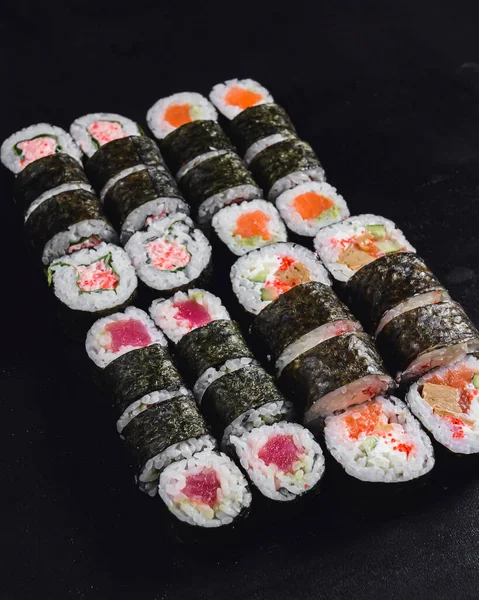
[249,139,322,196]
[104,344,185,418]
[25,188,105,248]
[280,332,389,415]
[228,103,297,157]
[251,282,358,362]
[175,320,254,385]
[201,364,285,436]
[160,120,235,175]
[178,151,259,209]
[376,301,479,375]
[345,252,446,331]
[86,136,165,192]
[122,393,209,474]
[14,154,89,212]
[103,166,181,230]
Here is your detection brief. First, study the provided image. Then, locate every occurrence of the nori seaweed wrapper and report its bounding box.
[345,252,447,331]
[122,393,209,475]
[376,301,479,375]
[280,332,389,415]
[175,320,254,385]
[86,136,166,192]
[228,103,297,157]
[249,139,323,197]
[251,282,358,362]
[178,151,259,210]
[103,166,181,230]
[25,188,105,248]
[201,364,285,436]
[104,344,185,418]
[14,154,89,213]
[160,121,235,175]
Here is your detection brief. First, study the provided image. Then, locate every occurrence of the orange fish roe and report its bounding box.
[234,210,271,240]
[164,103,192,128]
[225,86,263,109]
[343,401,383,439]
[426,365,477,413]
[294,192,334,220]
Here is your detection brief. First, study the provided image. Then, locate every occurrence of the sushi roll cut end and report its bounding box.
[70,113,142,157]
[210,78,274,119]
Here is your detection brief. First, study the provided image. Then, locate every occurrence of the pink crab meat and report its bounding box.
[144,211,167,229]
[87,121,127,146]
[258,434,302,473]
[181,468,220,508]
[75,259,119,292]
[104,319,152,352]
[18,137,57,168]
[66,235,102,255]
[173,300,211,329]
[146,238,190,271]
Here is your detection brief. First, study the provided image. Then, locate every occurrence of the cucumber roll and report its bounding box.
[230,242,331,315]
[1,123,81,174]
[314,214,415,283]
[70,112,142,158]
[211,199,287,256]
[324,396,434,483]
[249,139,325,201]
[376,301,479,382]
[125,214,212,296]
[209,78,274,120]
[280,331,394,421]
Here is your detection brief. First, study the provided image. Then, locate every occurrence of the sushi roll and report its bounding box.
[211,199,288,256]
[249,138,325,201]
[406,356,479,453]
[276,182,350,237]
[159,448,252,527]
[125,214,212,296]
[230,242,331,315]
[146,92,218,140]
[209,78,274,120]
[280,331,394,422]
[314,214,415,283]
[177,151,263,224]
[231,421,325,502]
[324,396,434,483]
[70,112,142,157]
[376,301,479,382]
[251,282,362,374]
[1,123,81,174]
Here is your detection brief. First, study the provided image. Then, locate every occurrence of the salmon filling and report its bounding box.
[146,238,191,271]
[225,86,264,109]
[234,210,271,241]
[15,136,58,168]
[294,192,334,220]
[75,255,120,293]
[87,121,126,147]
[164,103,192,128]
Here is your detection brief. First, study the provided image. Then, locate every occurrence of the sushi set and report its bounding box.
[3,78,479,530]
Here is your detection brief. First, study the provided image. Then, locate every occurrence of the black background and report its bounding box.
[3,1,479,598]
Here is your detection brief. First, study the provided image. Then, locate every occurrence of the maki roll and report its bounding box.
[70,112,142,157]
[406,356,479,453]
[211,199,287,256]
[1,123,81,174]
[125,214,212,296]
[209,78,274,120]
[314,214,415,283]
[324,396,434,482]
[249,138,325,201]
[230,242,331,315]
[276,182,350,237]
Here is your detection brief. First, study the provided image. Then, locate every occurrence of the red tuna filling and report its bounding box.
[181,468,220,508]
[87,121,126,146]
[67,235,102,255]
[174,300,211,328]
[104,319,152,352]
[17,136,57,168]
[258,434,302,473]
[146,238,190,271]
[75,257,119,293]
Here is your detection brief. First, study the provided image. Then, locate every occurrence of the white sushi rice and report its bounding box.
[24,182,95,221]
[243,132,296,166]
[406,356,479,454]
[117,388,190,434]
[48,242,137,313]
[176,149,228,180]
[85,306,167,368]
[209,78,274,120]
[276,319,363,376]
[231,242,331,315]
[197,183,263,225]
[231,421,325,501]
[147,92,218,140]
[324,396,434,483]
[158,449,252,527]
[99,164,148,202]
[211,199,287,256]
[194,358,259,404]
[139,435,217,496]
[314,214,416,283]
[42,218,118,266]
[120,197,190,244]
[150,289,230,344]
[125,213,211,292]
[70,112,142,157]
[1,123,82,174]
[402,340,479,383]
[276,181,350,237]
[375,290,452,336]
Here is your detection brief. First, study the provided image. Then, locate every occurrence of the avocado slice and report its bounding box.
[249,268,268,283]
[375,239,401,254]
[473,374,479,389]
[261,287,277,301]
[366,224,386,239]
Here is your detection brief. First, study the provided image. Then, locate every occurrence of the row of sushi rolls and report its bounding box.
[4,78,479,529]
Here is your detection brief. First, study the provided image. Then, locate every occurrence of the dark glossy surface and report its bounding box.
[3,2,479,599]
